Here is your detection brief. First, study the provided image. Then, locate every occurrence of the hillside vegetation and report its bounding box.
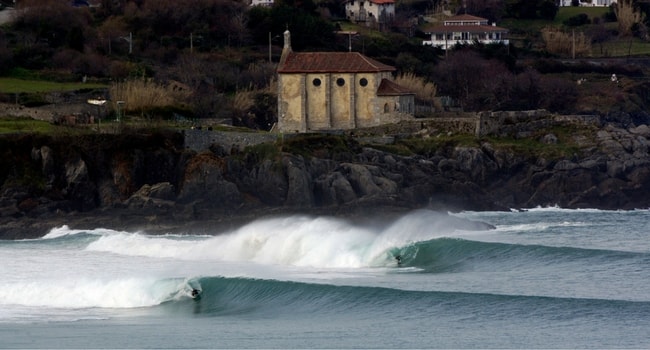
[1,0,650,129]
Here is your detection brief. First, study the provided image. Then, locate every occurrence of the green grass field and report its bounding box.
[0,117,55,133]
[502,7,610,34]
[554,6,609,24]
[592,38,650,57]
[0,78,107,94]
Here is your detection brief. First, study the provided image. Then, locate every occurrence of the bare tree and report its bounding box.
[230,10,250,47]
[587,23,611,55]
[97,16,128,55]
[433,48,511,111]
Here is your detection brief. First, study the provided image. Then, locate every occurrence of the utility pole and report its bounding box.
[348,32,352,52]
[572,29,575,60]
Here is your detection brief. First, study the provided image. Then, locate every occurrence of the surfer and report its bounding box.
[191,289,201,299]
[395,255,402,265]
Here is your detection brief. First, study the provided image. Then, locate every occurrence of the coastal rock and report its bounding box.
[232,158,287,206]
[147,182,176,200]
[283,155,314,207]
[540,133,558,144]
[97,178,122,207]
[63,157,97,211]
[6,119,650,239]
[340,163,386,197]
[314,172,357,205]
[177,153,242,209]
[629,124,650,137]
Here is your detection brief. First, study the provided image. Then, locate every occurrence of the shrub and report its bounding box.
[394,71,437,104]
[540,76,578,113]
[564,13,590,27]
[614,0,644,37]
[232,88,255,114]
[108,79,190,114]
[541,27,591,57]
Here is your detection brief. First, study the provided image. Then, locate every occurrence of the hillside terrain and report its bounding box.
[2,0,650,123]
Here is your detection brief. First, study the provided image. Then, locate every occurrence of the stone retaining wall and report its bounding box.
[477,110,601,137]
[182,111,603,151]
[183,129,279,153]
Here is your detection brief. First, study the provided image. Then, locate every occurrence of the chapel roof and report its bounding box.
[377,79,414,96]
[277,52,395,74]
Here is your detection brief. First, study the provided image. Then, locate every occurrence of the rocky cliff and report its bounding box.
[3,118,650,239]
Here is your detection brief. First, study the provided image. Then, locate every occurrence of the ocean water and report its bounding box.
[1,208,649,348]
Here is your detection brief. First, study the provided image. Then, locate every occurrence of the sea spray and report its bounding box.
[84,211,486,268]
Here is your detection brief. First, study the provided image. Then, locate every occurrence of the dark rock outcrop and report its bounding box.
[3,120,650,239]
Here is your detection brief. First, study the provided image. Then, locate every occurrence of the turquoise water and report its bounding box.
[1,209,649,348]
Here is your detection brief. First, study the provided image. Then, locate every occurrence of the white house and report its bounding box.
[250,0,273,7]
[344,0,395,28]
[558,0,617,6]
[422,14,509,49]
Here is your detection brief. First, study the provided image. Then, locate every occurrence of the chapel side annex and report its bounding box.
[276,30,414,133]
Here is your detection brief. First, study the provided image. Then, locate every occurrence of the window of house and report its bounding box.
[384,103,389,113]
[313,78,321,86]
[336,78,345,87]
[359,78,368,87]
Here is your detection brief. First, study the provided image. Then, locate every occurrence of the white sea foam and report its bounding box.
[0,277,187,309]
[42,225,138,239]
[84,211,472,268]
[522,205,605,213]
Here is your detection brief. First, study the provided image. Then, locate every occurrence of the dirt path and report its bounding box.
[0,102,91,121]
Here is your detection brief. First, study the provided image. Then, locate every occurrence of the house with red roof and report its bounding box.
[344,0,395,29]
[422,14,509,50]
[276,30,414,133]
